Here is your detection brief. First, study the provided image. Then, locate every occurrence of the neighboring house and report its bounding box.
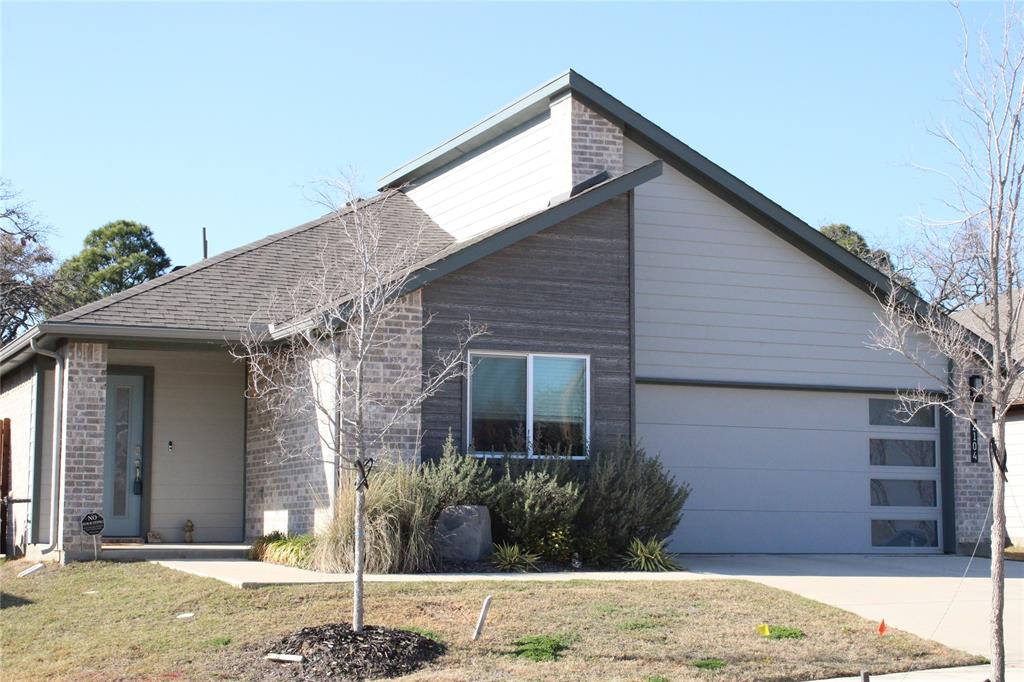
[953,301,1024,545]
[0,70,990,561]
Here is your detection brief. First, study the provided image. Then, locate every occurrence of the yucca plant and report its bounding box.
[622,537,681,572]
[491,542,540,572]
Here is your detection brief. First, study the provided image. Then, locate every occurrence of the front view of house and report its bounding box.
[0,71,993,561]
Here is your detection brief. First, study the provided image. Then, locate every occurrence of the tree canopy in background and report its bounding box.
[1,179,56,344]
[820,223,915,291]
[46,220,171,316]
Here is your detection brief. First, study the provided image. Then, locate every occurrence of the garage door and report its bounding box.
[638,385,944,554]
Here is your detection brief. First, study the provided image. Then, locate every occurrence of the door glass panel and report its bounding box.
[113,386,131,517]
[869,399,935,427]
[870,439,936,467]
[470,355,527,452]
[532,356,586,455]
[871,519,938,547]
[870,479,936,507]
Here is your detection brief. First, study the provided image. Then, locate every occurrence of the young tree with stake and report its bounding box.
[234,178,483,632]
[871,6,1023,680]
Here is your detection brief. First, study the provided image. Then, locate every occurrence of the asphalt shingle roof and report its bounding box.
[50,192,453,333]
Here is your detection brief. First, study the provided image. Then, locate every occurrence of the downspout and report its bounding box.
[30,339,63,555]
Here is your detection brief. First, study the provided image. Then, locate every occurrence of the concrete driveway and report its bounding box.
[684,554,1024,666]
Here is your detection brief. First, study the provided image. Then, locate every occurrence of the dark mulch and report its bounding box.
[262,623,445,681]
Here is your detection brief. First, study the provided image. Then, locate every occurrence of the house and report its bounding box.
[952,301,1024,546]
[0,70,989,561]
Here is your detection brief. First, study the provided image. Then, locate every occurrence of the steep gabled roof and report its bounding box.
[48,192,452,333]
[381,69,899,300]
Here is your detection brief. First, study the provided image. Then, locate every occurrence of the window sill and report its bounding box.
[469,451,589,461]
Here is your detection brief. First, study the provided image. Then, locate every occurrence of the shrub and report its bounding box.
[249,532,314,568]
[487,468,581,559]
[766,625,806,640]
[694,658,726,670]
[574,443,689,565]
[491,542,539,572]
[312,459,441,574]
[512,634,573,662]
[622,537,680,572]
[421,431,495,510]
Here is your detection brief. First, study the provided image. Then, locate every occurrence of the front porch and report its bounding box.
[29,341,250,561]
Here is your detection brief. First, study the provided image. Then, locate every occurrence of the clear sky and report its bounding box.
[0,1,997,268]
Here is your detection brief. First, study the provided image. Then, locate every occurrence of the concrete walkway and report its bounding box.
[154,559,709,588]
[683,554,1024,666]
[812,664,1023,681]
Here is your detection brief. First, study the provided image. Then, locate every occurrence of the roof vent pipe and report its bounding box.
[29,339,63,556]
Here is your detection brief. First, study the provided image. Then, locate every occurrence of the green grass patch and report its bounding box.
[767,625,806,640]
[592,603,620,616]
[404,626,444,643]
[513,633,573,662]
[694,657,727,670]
[203,636,232,647]
[618,617,657,631]
[646,676,670,682]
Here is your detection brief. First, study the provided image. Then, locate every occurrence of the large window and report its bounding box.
[468,351,589,456]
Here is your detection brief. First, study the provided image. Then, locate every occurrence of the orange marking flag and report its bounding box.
[878,619,887,637]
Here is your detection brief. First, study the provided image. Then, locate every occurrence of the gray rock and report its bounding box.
[434,505,492,562]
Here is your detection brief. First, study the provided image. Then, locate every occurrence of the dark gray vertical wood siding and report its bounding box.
[420,194,632,458]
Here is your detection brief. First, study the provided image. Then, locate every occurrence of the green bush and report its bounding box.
[491,542,539,572]
[422,432,495,510]
[487,468,581,559]
[248,532,314,568]
[512,634,573,662]
[574,443,689,565]
[622,537,680,572]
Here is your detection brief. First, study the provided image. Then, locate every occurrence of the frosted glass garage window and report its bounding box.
[869,439,936,467]
[869,399,935,427]
[871,519,938,547]
[468,352,589,456]
[870,479,937,507]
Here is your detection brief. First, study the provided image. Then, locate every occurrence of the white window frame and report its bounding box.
[466,350,591,459]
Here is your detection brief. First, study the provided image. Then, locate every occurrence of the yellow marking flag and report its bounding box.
[756,623,771,637]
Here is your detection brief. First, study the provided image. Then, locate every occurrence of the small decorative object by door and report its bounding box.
[183,519,194,543]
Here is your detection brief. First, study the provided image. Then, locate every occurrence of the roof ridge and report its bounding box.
[54,193,387,322]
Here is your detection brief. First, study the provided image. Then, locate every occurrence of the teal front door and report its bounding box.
[103,374,144,537]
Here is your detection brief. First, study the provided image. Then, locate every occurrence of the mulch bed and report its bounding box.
[262,623,446,680]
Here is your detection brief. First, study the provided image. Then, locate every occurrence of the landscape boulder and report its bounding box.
[434,505,492,562]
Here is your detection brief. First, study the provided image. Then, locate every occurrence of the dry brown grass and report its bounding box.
[0,560,983,681]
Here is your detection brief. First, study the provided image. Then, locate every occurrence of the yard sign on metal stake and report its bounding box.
[81,512,104,561]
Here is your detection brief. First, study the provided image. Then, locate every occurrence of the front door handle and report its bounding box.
[133,454,143,495]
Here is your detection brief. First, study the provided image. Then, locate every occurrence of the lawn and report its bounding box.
[0,560,983,681]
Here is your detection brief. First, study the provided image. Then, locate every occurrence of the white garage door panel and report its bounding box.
[638,384,943,554]
[1005,411,1024,543]
[665,466,867,513]
[681,510,869,554]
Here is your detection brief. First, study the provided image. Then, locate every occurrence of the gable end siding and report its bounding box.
[420,195,632,458]
[625,139,947,390]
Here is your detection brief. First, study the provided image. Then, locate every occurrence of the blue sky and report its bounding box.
[0,1,994,267]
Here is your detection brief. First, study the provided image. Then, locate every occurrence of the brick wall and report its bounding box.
[950,366,995,553]
[571,98,624,185]
[245,292,423,539]
[59,341,107,561]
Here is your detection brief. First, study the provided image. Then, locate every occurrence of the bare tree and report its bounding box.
[233,177,483,632]
[871,5,1024,680]
[1,179,56,344]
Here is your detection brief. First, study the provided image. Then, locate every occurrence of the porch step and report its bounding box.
[101,543,251,561]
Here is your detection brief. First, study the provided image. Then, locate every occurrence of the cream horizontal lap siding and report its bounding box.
[107,348,245,542]
[0,362,37,554]
[406,114,554,242]
[625,139,946,390]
